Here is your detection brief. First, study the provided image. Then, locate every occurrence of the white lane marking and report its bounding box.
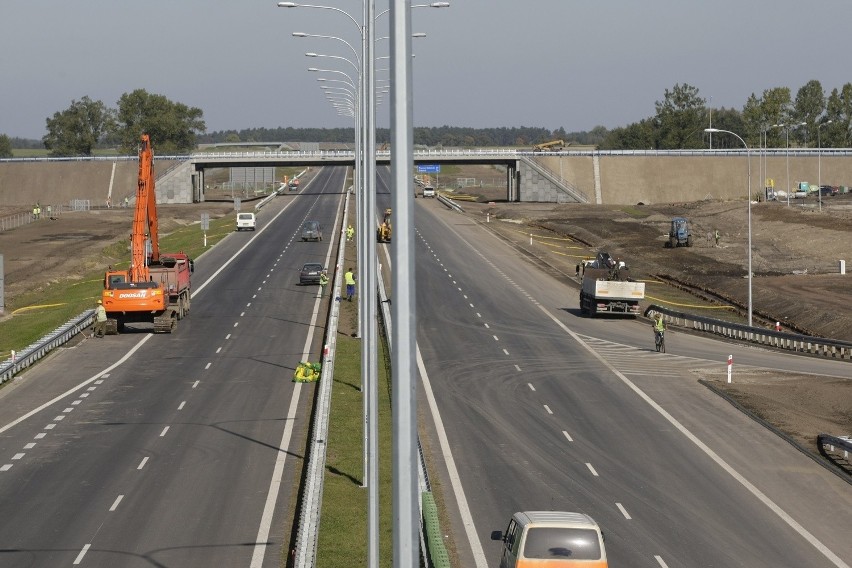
[463,294,468,299]
[247,302,252,307]
[616,502,632,519]
[34,433,45,439]
[528,383,536,391]
[137,457,148,470]
[63,408,73,413]
[71,400,81,405]
[226,334,232,340]
[87,386,96,391]
[54,415,64,421]
[586,463,599,477]
[178,401,186,410]
[160,426,170,437]
[79,393,89,398]
[110,495,124,511]
[12,453,24,460]
[484,323,490,329]
[515,364,522,372]
[192,380,200,389]
[233,322,239,328]
[44,424,56,430]
[502,348,509,356]
[95,380,104,385]
[24,443,35,449]
[469,303,474,308]
[416,345,488,568]
[492,335,499,341]
[543,405,553,415]
[101,374,109,378]
[205,362,212,370]
[655,556,669,567]
[0,336,153,434]
[562,430,573,442]
[240,311,245,317]
[1,464,12,471]
[216,347,222,354]
[537,303,851,568]
[73,544,91,565]
[476,313,482,318]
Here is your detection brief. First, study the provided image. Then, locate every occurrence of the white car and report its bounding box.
[422,186,436,198]
[236,212,256,231]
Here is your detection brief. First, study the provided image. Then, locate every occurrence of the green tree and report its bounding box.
[792,80,825,146]
[599,118,656,150]
[113,89,206,154]
[654,83,706,149]
[0,134,12,158]
[42,96,113,156]
[824,83,852,147]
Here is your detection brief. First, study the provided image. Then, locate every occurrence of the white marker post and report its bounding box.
[530,233,533,245]
[727,355,733,383]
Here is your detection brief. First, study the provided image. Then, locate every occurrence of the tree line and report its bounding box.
[2,79,850,158]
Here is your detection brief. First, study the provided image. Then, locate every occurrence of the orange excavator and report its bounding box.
[101,134,193,333]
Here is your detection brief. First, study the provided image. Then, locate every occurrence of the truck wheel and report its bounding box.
[669,237,677,248]
[686,236,694,247]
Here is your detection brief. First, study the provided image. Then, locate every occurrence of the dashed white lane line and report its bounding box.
[24,443,35,449]
[655,555,669,567]
[240,311,245,317]
[476,313,482,318]
[514,364,522,372]
[502,348,509,356]
[492,335,499,342]
[87,386,96,391]
[178,401,186,410]
[586,463,599,477]
[469,303,475,308]
[192,380,200,389]
[543,405,553,415]
[137,457,149,470]
[1,464,12,471]
[53,415,64,421]
[12,453,24,460]
[616,502,632,519]
[160,426,170,437]
[79,393,89,398]
[233,322,239,328]
[63,407,74,413]
[216,347,222,354]
[95,379,104,385]
[205,362,212,370]
[73,543,91,565]
[72,400,81,405]
[562,430,573,442]
[44,424,56,430]
[34,433,45,439]
[246,302,252,307]
[110,495,124,511]
[528,383,536,391]
[484,323,490,329]
[226,333,232,340]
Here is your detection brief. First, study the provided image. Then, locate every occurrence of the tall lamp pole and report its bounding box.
[818,120,833,212]
[705,128,753,327]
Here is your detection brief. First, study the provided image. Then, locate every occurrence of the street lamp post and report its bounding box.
[705,128,753,327]
[772,122,806,206]
[818,120,833,212]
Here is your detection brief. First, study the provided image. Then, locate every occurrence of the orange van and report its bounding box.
[494,511,608,568]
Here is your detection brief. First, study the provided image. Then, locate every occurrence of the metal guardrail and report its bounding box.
[437,192,464,213]
[0,310,95,384]
[644,305,852,361]
[817,434,852,471]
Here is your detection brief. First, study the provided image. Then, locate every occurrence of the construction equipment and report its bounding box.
[665,217,693,248]
[376,208,392,243]
[101,134,194,334]
[532,139,566,152]
[579,252,645,317]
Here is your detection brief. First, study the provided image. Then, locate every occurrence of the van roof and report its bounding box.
[514,511,598,528]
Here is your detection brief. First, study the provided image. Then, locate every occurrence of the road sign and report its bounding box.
[201,212,210,231]
[417,164,440,174]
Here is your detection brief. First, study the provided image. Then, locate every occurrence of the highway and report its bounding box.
[405,193,852,567]
[0,166,347,567]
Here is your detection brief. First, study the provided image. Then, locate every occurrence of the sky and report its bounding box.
[2,1,851,139]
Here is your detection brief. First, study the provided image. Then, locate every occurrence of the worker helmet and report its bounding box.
[97,299,103,304]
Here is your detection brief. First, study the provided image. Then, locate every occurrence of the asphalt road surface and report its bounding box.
[407,195,852,568]
[0,167,347,567]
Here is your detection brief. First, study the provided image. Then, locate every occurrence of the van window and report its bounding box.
[504,519,520,554]
[522,528,601,560]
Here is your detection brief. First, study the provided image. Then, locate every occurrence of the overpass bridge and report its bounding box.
[188,148,589,204]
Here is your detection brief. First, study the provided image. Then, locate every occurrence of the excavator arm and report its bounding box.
[129,134,160,282]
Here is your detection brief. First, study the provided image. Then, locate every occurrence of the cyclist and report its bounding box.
[653,313,666,351]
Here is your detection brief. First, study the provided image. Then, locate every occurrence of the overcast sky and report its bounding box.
[2,1,850,139]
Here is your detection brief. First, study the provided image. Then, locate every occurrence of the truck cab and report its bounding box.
[493,511,608,568]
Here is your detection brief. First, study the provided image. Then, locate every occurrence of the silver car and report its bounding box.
[301,221,323,241]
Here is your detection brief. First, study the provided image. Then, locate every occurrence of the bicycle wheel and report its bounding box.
[654,335,660,352]
[660,335,666,353]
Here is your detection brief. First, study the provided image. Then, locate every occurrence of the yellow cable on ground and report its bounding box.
[644,295,735,309]
[12,303,68,314]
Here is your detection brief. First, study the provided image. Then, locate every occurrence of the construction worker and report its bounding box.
[319,270,329,297]
[714,229,720,247]
[344,267,356,302]
[346,224,354,242]
[93,300,107,338]
[653,313,666,340]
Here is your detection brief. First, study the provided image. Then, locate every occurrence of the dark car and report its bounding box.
[301,221,323,241]
[299,263,324,285]
[818,185,838,197]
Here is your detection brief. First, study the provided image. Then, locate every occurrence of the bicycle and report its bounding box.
[654,330,666,353]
